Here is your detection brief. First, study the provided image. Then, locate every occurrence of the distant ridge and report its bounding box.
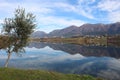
[31,22,120,38]
[31,31,47,38]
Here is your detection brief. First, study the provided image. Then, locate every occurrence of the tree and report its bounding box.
[2,7,36,67]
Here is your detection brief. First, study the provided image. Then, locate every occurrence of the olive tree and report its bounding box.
[2,7,36,67]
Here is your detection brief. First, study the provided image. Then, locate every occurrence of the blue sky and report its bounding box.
[0,0,120,33]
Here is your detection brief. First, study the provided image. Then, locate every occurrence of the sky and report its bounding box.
[0,0,120,33]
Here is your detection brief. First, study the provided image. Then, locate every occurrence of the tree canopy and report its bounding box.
[2,7,36,67]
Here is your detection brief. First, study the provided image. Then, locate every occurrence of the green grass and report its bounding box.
[0,68,103,80]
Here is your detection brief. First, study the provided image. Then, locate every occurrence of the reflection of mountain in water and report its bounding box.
[28,42,46,48]
[28,42,120,58]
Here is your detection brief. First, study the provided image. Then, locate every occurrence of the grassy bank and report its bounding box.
[0,68,102,80]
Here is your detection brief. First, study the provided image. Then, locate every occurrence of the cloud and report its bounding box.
[0,1,54,15]
[51,2,95,19]
[0,0,120,33]
[37,15,85,32]
[97,0,120,22]
[108,11,120,22]
[38,16,85,26]
[0,0,86,27]
[0,20,3,24]
[76,0,96,19]
[98,0,120,12]
[76,0,120,22]
[0,20,3,32]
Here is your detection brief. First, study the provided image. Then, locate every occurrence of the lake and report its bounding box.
[0,42,120,80]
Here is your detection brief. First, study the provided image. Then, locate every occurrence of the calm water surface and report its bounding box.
[0,42,120,80]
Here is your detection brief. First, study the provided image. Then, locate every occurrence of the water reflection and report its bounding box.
[0,42,120,80]
[29,42,120,58]
[27,42,120,80]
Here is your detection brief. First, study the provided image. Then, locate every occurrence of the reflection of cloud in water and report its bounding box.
[0,54,38,59]
[98,70,120,80]
[107,59,120,69]
[42,57,120,80]
[26,46,55,53]
[1,43,120,80]
[97,58,120,80]
[25,46,85,63]
[79,61,94,70]
[0,46,85,63]
[40,54,85,63]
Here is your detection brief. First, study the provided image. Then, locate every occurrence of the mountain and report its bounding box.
[79,22,120,35]
[31,22,120,38]
[31,31,47,38]
[48,25,78,37]
[78,23,107,35]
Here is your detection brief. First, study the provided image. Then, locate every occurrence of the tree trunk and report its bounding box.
[4,52,11,67]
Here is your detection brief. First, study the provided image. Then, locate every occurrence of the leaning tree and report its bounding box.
[2,7,36,67]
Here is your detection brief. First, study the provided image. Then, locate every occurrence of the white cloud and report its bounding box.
[0,0,94,32]
[0,20,3,32]
[0,0,120,33]
[76,0,96,19]
[77,0,120,22]
[0,20,3,24]
[108,11,120,22]
[98,0,120,12]
[78,0,96,5]
[0,1,54,15]
[97,0,120,22]
[52,2,95,19]
[37,15,85,32]
[40,16,85,26]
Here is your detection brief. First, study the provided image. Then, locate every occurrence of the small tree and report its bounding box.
[2,7,36,67]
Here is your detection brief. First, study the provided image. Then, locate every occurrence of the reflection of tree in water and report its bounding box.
[28,42,120,58]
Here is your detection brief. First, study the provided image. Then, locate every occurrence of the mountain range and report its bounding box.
[31,22,120,38]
